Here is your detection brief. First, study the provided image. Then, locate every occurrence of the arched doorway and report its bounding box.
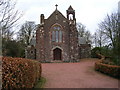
[53,48,62,60]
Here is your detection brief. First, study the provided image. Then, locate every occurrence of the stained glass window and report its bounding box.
[51,24,62,43]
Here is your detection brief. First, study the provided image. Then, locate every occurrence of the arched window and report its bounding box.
[69,14,73,20]
[51,24,62,43]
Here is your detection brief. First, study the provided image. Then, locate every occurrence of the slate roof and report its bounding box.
[78,37,87,44]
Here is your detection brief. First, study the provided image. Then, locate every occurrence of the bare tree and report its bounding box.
[98,13,118,50]
[0,0,23,40]
[76,23,86,37]
[93,29,108,47]
[18,21,36,46]
[97,12,119,62]
[84,30,92,44]
[77,23,92,44]
[92,32,97,47]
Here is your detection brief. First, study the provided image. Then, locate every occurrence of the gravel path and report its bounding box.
[41,58,119,88]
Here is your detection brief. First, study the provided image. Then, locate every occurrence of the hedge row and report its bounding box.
[2,57,42,89]
[95,60,120,78]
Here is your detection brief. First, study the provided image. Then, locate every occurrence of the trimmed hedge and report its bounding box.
[95,60,120,78]
[2,57,42,89]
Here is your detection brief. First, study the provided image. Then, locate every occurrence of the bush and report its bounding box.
[91,47,101,58]
[2,57,42,89]
[2,39,25,58]
[91,46,112,58]
[95,60,120,78]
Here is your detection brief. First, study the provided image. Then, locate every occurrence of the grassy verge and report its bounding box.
[34,77,46,88]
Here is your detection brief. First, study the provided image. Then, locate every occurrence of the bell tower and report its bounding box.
[66,5,76,24]
[66,5,78,61]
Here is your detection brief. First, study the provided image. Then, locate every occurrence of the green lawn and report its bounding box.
[34,77,46,88]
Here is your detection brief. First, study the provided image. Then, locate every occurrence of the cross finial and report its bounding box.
[55,4,58,10]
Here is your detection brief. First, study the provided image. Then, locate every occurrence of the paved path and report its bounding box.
[41,58,119,88]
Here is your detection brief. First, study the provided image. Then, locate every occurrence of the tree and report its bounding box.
[76,23,86,37]
[97,12,119,65]
[93,29,108,47]
[98,13,118,51]
[92,32,97,47]
[2,38,25,57]
[1,0,23,57]
[76,23,92,44]
[0,0,23,40]
[98,13,118,50]
[18,21,36,46]
[84,30,92,44]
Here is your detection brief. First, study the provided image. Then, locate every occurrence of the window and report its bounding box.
[59,31,62,42]
[52,31,55,41]
[51,24,62,43]
[56,31,59,42]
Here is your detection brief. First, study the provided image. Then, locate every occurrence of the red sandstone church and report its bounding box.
[26,5,91,62]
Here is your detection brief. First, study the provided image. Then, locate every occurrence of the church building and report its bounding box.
[26,5,91,62]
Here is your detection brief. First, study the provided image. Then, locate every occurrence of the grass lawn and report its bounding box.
[34,77,46,88]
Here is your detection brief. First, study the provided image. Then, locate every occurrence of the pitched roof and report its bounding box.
[78,37,87,44]
[68,5,74,10]
[47,9,66,20]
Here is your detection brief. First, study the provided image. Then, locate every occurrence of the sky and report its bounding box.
[16,0,119,34]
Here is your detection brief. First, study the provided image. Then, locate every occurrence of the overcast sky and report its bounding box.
[16,0,119,34]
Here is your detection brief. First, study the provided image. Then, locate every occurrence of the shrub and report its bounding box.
[91,46,112,58]
[95,60,120,78]
[2,57,42,89]
[2,39,25,58]
[91,47,101,58]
